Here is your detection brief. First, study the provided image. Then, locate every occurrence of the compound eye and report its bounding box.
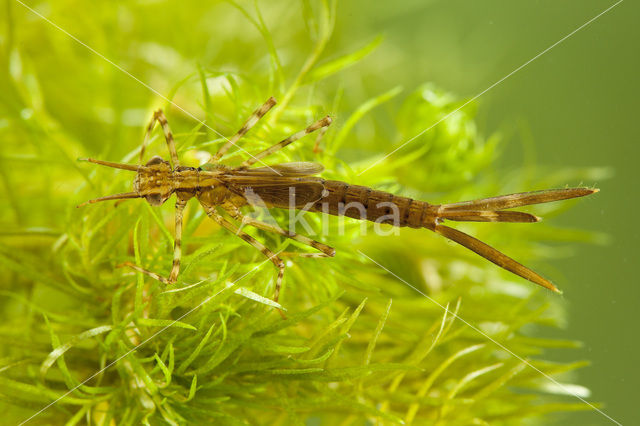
[145,156,165,166]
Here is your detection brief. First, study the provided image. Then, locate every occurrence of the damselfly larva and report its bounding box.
[78,97,597,305]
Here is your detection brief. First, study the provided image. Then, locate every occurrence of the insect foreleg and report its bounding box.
[119,199,187,285]
[169,199,188,283]
[224,205,336,257]
[140,109,180,168]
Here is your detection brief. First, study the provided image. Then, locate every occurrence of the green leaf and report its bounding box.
[330,86,403,152]
[40,324,113,379]
[177,323,216,374]
[304,36,383,83]
[154,353,172,387]
[136,318,197,331]
[186,375,198,402]
[233,286,285,310]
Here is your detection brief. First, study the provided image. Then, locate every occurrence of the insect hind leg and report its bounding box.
[241,115,332,167]
[202,204,287,316]
[224,205,335,257]
[118,262,170,284]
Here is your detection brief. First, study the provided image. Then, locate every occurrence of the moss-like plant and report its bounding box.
[0,0,605,424]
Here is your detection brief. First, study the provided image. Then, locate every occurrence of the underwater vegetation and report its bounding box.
[0,1,608,424]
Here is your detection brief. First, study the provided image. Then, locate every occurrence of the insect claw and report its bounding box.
[277,308,287,320]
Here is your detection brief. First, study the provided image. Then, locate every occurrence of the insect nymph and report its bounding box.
[78,97,597,305]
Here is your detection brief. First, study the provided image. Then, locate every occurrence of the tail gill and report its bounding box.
[426,187,599,293]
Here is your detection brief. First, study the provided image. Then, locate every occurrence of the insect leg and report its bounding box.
[313,124,329,154]
[209,97,277,163]
[224,206,336,257]
[139,112,156,165]
[117,200,187,285]
[139,109,180,168]
[203,206,286,305]
[118,262,169,284]
[241,116,332,167]
[155,110,180,167]
[168,199,188,283]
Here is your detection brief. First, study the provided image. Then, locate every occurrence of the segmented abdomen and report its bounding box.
[309,180,434,229]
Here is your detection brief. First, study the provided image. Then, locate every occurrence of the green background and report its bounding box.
[1,0,637,424]
[345,1,636,424]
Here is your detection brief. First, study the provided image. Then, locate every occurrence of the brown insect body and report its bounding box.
[307,180,436,228]
[79,97,598,309]
[131,158,324,212]
[133,158,225,205]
